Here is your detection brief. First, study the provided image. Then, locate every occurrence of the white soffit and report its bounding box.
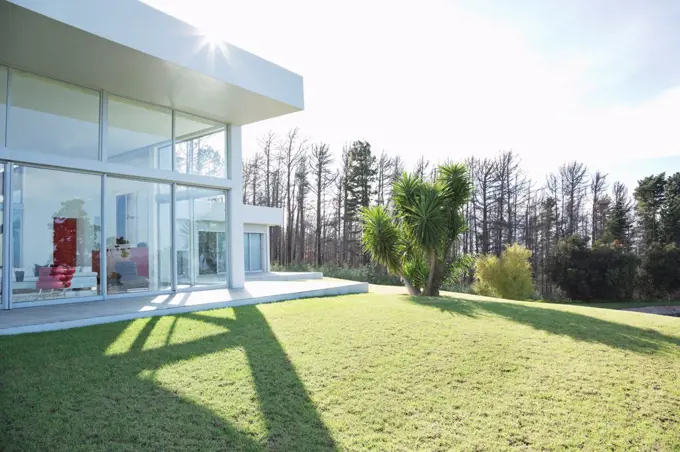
[0,0,304,125]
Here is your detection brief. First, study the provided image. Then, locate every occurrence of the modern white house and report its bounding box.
[0,0,301,309]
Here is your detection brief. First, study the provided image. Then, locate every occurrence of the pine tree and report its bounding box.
[345,140,376,265]
[604,182,633,247]
[634,173,666,250]
[661,172,680,245]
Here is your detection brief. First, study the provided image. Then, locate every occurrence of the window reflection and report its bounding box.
[11,166,101,303]
[107,96,172,170]
[104,178,172,294]
[8,71,99,160]
[0,65,7,146]
[175,113,226,177]
[176,186,227,288]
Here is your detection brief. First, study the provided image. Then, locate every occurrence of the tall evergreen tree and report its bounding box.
[346,141,376,264]
[634,173,666,250]
[604,182,633,247]
[661,172,680,245]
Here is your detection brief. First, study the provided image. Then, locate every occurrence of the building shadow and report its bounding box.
[411,295,680,355]
[0,305,336,451]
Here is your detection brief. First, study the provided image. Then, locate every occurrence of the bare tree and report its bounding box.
[250,152,263,205]
[309,143,335,265]
[279,128,307,264]
[559,161,589,236]
[475,158,495,254]
[242,157,251,204]
[258,131,276,206]
[414,156,430,181]
[590,170,608,243]
[387,155,404,207]
[294,156,308,263]
[375,151,393,206]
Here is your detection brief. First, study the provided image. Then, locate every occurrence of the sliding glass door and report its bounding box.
[105,178,172,294]
[175,186,227,288]
[244,233,263,272]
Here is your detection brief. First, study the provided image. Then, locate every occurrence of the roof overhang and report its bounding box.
[0,0,304,125]
[243,205,283,226]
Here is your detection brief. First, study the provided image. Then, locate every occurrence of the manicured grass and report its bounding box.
[1,293,679,451]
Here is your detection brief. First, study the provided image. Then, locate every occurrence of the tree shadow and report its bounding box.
[411,296,680,355]
[0,306,336,451]
[407,295,479,318]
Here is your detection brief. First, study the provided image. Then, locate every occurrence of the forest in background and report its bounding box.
[243,127,680,299]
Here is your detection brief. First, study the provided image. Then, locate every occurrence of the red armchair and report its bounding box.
[36,266,76,295]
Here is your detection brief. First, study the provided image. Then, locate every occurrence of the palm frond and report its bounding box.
[360,206,402,274]
[438,162,472,207]
[407,184,445,251]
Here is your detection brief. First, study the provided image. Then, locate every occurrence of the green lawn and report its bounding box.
[1,293,679,451]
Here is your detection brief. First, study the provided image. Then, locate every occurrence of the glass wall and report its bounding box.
[0,66,6,146]
[244,233,263,272]
[3,68,230,179]
[175,113,226,177]
[105,178,172,294]
[8,71,100,160]
[176,186,227,288]
[0,167,3,296]
[0,66,239,307]
[107,96,172,170]
[11,166,101,303]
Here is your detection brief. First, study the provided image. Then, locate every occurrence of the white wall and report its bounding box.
[243,205,284,226]
[228,125,245,288]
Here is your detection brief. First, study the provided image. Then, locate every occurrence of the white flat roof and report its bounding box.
[0,0,304,125]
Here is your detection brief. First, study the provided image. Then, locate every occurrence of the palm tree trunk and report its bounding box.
[400,273,420,296]
[423,249,437,296]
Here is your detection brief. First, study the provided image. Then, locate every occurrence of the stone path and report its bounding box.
[624,305,680,317]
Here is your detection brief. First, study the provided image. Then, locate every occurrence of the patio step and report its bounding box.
[0,279,367,335]
[245,271,323,281]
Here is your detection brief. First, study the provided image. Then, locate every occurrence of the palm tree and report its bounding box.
[361,162,471,296]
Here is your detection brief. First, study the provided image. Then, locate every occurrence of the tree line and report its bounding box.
[243,127,680,298]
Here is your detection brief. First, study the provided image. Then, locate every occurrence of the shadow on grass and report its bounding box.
[411,296,680,355]
[411,296,480,318]
[0,306,336,451]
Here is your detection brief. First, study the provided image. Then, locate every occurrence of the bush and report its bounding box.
[638,243,680,299]
[473,244,535,301]
[270,262,403,286]
[550,235,639,301]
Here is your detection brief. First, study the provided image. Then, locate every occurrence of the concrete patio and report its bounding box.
[0,276,368,335]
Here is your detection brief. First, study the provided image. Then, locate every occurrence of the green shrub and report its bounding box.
[638,243,680,299]
[473,244,535,300]
[550,235,639,301]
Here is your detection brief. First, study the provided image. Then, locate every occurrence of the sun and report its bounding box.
[196,26,231,64]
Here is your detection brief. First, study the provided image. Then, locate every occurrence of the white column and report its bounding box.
[228,125,245,288]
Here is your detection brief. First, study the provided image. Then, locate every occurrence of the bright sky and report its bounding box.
[146,0,680,189]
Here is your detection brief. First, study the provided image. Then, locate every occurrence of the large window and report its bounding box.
[11,166,101,303]
[0,167,3,296]
[8,71,100,160]
[0,66,6,146]
[105,178,172,294]
[176,186,227,288]
[175,113,226,177]
[107,96,172,170]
